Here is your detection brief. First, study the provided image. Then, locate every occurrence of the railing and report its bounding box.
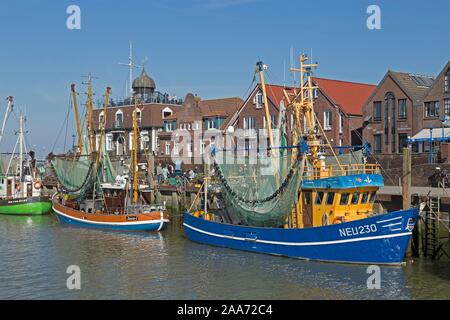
[304,164,381,180]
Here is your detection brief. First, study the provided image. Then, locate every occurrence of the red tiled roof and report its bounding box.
[312,77,376,115]
[264,84,296,107]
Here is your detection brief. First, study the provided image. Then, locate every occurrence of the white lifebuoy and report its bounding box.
[34,181,42,190]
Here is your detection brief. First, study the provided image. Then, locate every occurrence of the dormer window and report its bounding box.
[162,107,173,119]
[115,110,123,129]
[445,69,450,93]
[254,91,263,109]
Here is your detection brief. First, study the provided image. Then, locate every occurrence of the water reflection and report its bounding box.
[0,214,449,299]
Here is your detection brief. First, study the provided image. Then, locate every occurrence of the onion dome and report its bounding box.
[132,68,156,92]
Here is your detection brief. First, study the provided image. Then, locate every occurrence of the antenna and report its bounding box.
[119,41,142,97]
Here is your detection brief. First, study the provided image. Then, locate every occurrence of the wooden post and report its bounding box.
[402,147,411,210]
[402,147,413,258]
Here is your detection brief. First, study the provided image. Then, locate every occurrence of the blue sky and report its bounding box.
[0,0,449,156]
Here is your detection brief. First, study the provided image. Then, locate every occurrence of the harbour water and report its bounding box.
[1,213,449,300]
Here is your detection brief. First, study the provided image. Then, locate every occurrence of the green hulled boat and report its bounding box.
[0,97,52,216]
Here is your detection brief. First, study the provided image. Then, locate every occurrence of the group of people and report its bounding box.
[155,162,198,184]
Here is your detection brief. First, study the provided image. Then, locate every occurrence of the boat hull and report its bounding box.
[53,200,169,232]
[183,208,419,265]
[0,197,52,215]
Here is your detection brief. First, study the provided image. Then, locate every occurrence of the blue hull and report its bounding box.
[54,210,168,232]
[183,209,419,265]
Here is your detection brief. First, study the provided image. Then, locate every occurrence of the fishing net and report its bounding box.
[214,152,304,228]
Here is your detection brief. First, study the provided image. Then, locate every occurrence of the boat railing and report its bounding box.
[304,164,381,180]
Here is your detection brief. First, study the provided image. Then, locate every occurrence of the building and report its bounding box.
[158,93,243,164]
[226,79,375,154]
[311,78,375,150]
[93,68,183,158]
[93,66,243,165]
[362,70,435,154]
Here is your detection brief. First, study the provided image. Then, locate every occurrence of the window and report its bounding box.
[313,89,319,98]
[115,110,123,128]
[445,99,450,116]
[370,192,377,203]
[398,99,407,119]
[106,134,113,151]
[351,193,360,205]
[174,143,179,156]
[324,111,332,130]
[129,132,134,151]
[200,140,206,155]
[373,135,382,154]
[315,192,324,205]
[206,119,216,130]
[445,69,450,93]
[326,192,335,205]
[243,117,256,130]
[162,107,173,119]
[339,113,343,134]
[165,142,170,155]
[361,193,369,204]
[263,115,277,129]
[165,121,174,132]
[135,108,142,125]
[140,131,149,150]
[99,112,105,129]
[254,91,263,109]
[425,101,439,117]
[340,193,350,205]
[304,192,311,205]
[373,101,382,121]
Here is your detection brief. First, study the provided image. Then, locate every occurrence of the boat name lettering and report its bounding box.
[126,216,138,221]
[339,224,377,237]
[7,199,29,205]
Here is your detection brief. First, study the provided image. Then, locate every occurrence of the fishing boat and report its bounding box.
[183,56,419,265]
[51,80,169,231]
[0,97,51,215]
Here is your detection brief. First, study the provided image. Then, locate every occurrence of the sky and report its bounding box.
[0,0,449,157]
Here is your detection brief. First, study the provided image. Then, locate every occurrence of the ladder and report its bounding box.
[424,197,439,258]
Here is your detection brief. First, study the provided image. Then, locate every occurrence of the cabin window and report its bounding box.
[315,192,324,205]
[304,192,311,205]
[326,192,335,205]
[361,192,369,204]
[351,193,360,205]
[340,193,350,205]
[370,192,377,203]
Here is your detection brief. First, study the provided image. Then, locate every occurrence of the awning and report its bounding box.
[408,127,450,143]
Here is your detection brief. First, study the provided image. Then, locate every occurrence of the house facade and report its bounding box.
[362,71,435,154]
[226,79,374,154]
[157,93,243,165]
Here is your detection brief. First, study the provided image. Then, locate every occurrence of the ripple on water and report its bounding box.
[1,214,450,299]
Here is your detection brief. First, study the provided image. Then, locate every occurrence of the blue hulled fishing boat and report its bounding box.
[183,55,418,265]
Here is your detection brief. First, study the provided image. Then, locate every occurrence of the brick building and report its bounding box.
[225,79,375,153]
[362,71,435,154]
[158,93,242,164]
[93,69,183,158]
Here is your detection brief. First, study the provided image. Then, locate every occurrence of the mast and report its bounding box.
[71,84,83,154]
[96,87,111,167]
[257,62,275,152]
[19,113,24,181]
[133,95,139,204]
[119,42,141,97]
[86,75,95,155]
[0,96,14,146]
